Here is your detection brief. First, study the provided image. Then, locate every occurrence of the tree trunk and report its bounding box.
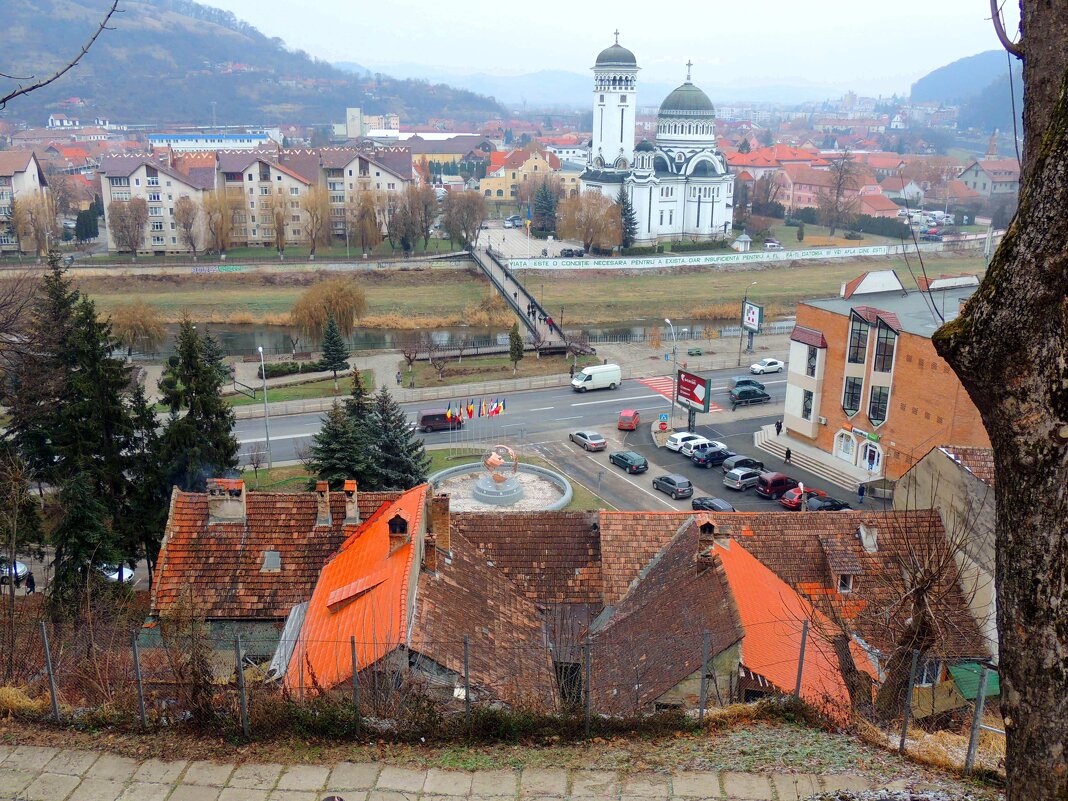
[932,66,1068,801]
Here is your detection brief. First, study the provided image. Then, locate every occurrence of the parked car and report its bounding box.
[750,358,784,374]
[920,233,943,242]
[610,450,648,473]
[729,386,772,409]
[723,468,763,491]
[569,431,607,451]
[99,564,135,583]
[665,432,704,452]
[722,454,765,474]
[0,558,27,587]
[678,436,717,457]
[755,472,799,499]
[503,219,514,229]
[779,487,828,510]
[617,409,640,430]
[652,474,694,499]
[692,497,736,512]
[686,346,703,356]
[560,248,575,257]
[807,497,853,511]
[574,249,585,257]
[692,446,735,468]
[506,215,523,226]
[763,240,784,251]
[728,376,765,391]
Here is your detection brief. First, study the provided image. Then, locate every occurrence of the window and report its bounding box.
[133,178,140,186]
[806,345,818,377]
[802,390,814,421]
[170,222,176,230]
[109,177,129,187]
[873,325,896,372]
[620,94,627,103]
[869,386,890,426]
[249,201,256,209]
[149,207,162,217]
[146,177,159,187]
[260,187,269,195]
[918,659,942,686]
[147,192,160,202]
[599,94,605,103]
[151,235,164,245]
[842,376,863,415]
[171,237,177,244]
[150,221,164,231]
[291,215,300,223]
[837,574,854,593]
[290,187,299,196]
[847,316,869,363]
[330,194,344,204]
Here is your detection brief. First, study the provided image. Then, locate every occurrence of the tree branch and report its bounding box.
[0,0,121,111]
[990,0,1023,58]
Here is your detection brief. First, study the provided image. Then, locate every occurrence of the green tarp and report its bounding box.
[949,662,1000,700]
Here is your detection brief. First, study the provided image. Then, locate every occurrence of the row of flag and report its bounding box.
[444,398,507,420]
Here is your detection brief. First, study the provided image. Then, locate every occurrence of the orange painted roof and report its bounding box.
[286,485,427,691]
[715,539,876,711]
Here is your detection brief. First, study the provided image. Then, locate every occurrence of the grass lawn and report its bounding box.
[80,238,462,265]
[241,464,312,490]
[224,371,374,407]
[405,353,599,388]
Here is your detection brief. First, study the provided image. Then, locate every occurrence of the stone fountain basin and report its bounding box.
[429,463,574,512]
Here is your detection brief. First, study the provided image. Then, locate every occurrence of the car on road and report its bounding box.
[779,487,828,510]
[723,468,763,491]
[569,431,607,451]
[506,215,523,226]
[571,363,622,392]
[728,376,765,392]
[503,219,514,228]
[686,346,703,356]
[560,248,575,257]
[920,233,943,242]
[722,454,765,474]
[610,450,648,473]
[750,358,784,374]
[763,240,784,251]
[100,564,135,583]
[755,472,800,499]
[665,432,704,452]
[691,496,736,512]
[679,436,723,457]
[691,446,735,468]
[652,474,694,499]
[617,409,640,430]
[807,497,853,511]
[418,409,464,432]
[0,558,28,587]
[729,386,772,409]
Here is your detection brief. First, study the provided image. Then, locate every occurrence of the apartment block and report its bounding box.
[0,151,51,253]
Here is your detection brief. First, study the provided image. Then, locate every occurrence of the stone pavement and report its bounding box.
[0,745,894,801]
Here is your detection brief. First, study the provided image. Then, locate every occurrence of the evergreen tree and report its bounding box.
[369,386,429,490]
[306,402,374,490]
[509,322,524,375]
[74,209,99,242]
[159,320,239,491]
[346,366,372,425]
[796,222,805,242]
[202,331,231,385]
[320,313,350,390]
[617,185,639,249]
[532,181,557,232]
[49,472,122,611]
[124,384,166,585]
[738,139,752,154]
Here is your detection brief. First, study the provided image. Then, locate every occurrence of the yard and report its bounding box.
[403,353,600,388]
[224,370,374,407]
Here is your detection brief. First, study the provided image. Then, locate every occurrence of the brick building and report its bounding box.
[782,269,991,481]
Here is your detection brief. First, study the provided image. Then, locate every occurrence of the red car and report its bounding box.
[779,487,828,510]
[617,409,640,430]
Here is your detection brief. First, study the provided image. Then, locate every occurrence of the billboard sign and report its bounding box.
[742,300,764,333]
[676,369,710,413]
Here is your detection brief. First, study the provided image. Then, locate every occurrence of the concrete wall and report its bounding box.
[655,641,741,710]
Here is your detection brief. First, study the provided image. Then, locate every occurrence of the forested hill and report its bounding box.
[1,0,505,125]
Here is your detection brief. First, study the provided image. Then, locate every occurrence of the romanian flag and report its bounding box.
[479,398,487,417]
[445,406,453,421]
[467,399,474,419]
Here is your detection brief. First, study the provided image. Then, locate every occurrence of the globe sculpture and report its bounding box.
[472,444,525,505]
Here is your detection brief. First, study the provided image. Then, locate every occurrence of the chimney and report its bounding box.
[206,479,245,525]
[858,523,879,553]
[430,494,451,554]
[343,480,360,525]
[388,514,409,555]
[422,532,438,573]
[315,481,331,528]
[696,520,726,563]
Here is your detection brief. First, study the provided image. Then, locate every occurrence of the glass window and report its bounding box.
[837,574,854,593]
[847,316,869,364]
[806,345,818,377]
[842,376,863,415]
[869,385,890,425]
[802,390,814,420]
[873,324,897,372]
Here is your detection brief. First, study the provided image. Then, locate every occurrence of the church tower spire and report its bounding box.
[590,33,639,170]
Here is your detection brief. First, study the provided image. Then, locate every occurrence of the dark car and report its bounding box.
[560,248,575,257]
[691,497,736,512]
[780,487,828,510]
[652,474,694,499]
[920,233,943,242]
[610,450,648,473]
[417,409,463,432]
[692,446,735,468]
[729,376,765,392]
[755,472,799,499]
[722,454,765,474]
[574,249,585,257]
[729,386,772,410]
[807,497,853,511]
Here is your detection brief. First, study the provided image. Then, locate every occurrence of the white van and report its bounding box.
[571,363,622,392]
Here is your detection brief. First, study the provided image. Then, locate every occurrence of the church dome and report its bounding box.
[635,139,656,152]
[659,81,714,117]
[596,43,637,67]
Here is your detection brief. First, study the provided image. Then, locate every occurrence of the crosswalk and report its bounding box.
[638,376,724,412]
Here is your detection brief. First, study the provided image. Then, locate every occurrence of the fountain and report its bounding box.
[429,445,574,512]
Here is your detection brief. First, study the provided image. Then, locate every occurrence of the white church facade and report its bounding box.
[580,35,735,246]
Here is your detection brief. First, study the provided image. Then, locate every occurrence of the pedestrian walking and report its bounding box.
[513,291,518,301]
[784,447,792,464]
[24,572,35,595]
[858,483,866,505]
[569,363,575,378]
[395,370,402,386]
[774,419,782,437]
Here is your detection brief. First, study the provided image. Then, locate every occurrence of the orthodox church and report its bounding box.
[580,34,735,245]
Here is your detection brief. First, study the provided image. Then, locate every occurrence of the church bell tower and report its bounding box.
[590,31,639,170]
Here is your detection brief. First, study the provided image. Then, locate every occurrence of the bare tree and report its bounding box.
[817,151,861,236]
[347,190,382,254]
[0,451,38,683]
[290,277,367,338]
[424,335,452,381]
[262,190,288,256]
[442,190,486,248]
[46,173,76,218]
[400,333,420,374]
[0,271,39,364]
[202,189,234,254]
[301,185,332,258]
[244,446,265,484]
[558,190,621,253]
[173,196,201,259]
[107,198,148,259]
[0,0,120,110]
[455,333,470,364]
[407,184,438,249]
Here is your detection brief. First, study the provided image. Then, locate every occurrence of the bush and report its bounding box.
[783,218,801,227]
[258,360,349,379]
[531,229,552,240]
[620,245,664,256]
[751,200,785,219]
[844,231,864,240]
[665,240,729,253]
[852,214,911,239]
[792,207,820,225]
[589,246,614,256]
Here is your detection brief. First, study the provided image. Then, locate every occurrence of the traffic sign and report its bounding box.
[658,422,668,431]
[658,413,670,423]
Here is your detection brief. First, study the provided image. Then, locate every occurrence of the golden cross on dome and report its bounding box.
[614,29,620,44]
[686,60,693,81]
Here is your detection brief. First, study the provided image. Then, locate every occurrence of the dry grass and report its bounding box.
[855,715,1005,780]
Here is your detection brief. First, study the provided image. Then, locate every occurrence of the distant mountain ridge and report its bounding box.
[910,50,1007,104]
[1,0,504,125]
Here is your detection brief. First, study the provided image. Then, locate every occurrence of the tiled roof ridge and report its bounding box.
[148,486,181,614]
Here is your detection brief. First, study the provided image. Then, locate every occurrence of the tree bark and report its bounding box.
[932,66,1068,800]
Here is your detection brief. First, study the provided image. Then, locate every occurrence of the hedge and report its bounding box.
[852,214,911,239]
[665,240,729,253]
[621,245,664,256]
[258,360,349,379]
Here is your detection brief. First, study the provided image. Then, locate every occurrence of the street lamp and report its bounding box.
[737,281,758,367]
[257,346,273,471]
[665,317,678,430]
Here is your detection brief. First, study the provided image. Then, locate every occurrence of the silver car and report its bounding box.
[0,559,28,586]
[723,468,763,491]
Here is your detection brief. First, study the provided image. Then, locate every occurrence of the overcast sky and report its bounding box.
[204,0,1017,95]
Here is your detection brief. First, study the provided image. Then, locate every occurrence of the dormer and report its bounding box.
[388,513,410,554]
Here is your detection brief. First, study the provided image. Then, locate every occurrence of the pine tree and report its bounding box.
[369,386,429,490]
[306,401,374,490]
[320,313,350,390]
[159,320,239,491]
[124,384,166,585]
[509,322,524,375]
[738,139,751,154]
[617,185,639,249]
[49,472,122,611]
[346,366,372,425]
[202,331,231,385]
[532,181,557,232]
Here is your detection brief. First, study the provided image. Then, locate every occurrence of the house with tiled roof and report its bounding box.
[877,175,923,205]
[958,157,1020,199]
[478,147,574,201]
[0,150,50,254]
[856,193,901,218]
[776,163,880,211]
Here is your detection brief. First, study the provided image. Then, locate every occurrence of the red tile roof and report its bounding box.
[841,272,869,299]
[857,194,901,214]
[852,305,902,333]
[791,324,828,349]
[940,446,996,487]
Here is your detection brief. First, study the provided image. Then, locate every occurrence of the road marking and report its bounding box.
[529,406,555,411]
[558,415,583,420]
[638,377,724,412]
[237,433,310,443]
[581,453,678,510]
[571,394,659,407]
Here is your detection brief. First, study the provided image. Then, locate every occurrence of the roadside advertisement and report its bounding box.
[676,369,711,413]
[742,300,763,332]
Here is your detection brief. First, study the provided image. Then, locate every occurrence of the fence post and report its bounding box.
[793,620,809,698]
[350,635,360,733]
[235,635,250,738]
[463,635,471,730]
[39,621,60,723]
[899,649,921,754]
[964,667,990,775]
[699,630,710,722]
[583,641,591,741]
[131,632,147,728]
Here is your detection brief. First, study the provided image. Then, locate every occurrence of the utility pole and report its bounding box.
[257,346,273,470]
